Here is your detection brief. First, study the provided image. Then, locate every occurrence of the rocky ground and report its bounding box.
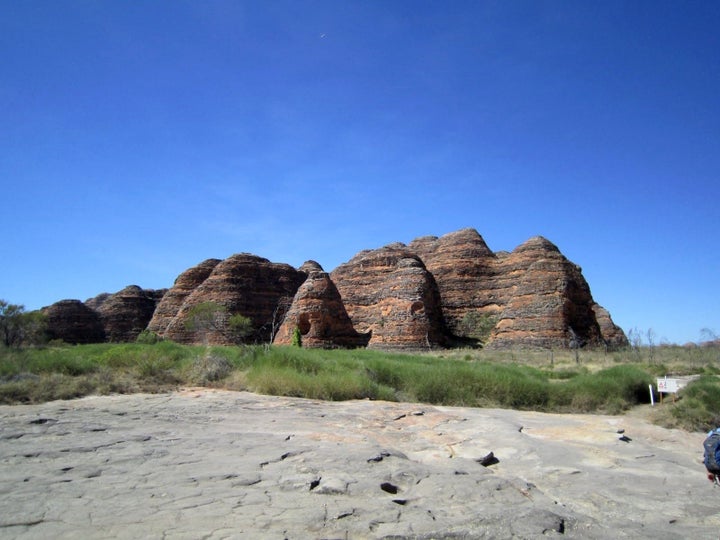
[0,390,717,539]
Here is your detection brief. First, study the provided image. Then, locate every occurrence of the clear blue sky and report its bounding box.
[2,1,718,344]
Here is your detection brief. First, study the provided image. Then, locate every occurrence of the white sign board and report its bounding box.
[657,378,679,394]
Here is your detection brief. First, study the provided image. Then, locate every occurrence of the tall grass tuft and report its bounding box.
[667,375,720,432]
[552,365,654,414]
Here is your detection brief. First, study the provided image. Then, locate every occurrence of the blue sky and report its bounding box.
[2,1,718,344]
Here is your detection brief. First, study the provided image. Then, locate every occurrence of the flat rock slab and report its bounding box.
[0,390,716,539]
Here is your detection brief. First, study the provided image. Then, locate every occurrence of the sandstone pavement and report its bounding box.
[1,391,716,539]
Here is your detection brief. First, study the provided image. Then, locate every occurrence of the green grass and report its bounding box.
[1,342,719,432]
[662,375,720,432]
[551,365,655,414]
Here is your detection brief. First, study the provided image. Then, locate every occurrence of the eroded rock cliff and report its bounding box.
[274,262,370,348]
[153,254,306,345]
[591,303,630,349]
[147,259,222,336]
[407,228,500,340]
[43,300,106,344]
[486,237,604,349]
[88,286,166,342]
[40,228,626,350]
[331,246,447,350]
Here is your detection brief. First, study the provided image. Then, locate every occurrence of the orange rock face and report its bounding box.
[331,246,447,350]
[273,263,369,348]
[591,303,629,350]
[39,228,626,350]
[487,238,604,349]
[405,231,626,349]
[86,285,166,343]
[151,254,306,345]
[147,259,222,337]
[407,228,500,338]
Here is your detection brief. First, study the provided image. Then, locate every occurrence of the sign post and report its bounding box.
[656,377,679,403]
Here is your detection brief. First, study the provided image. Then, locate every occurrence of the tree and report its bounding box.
[568,326,583,364]
[646,328,656,362]
[627,327,643,360]
[291,326,302,347]
[260,295,293,345]
[458,311,498,345]
[228,313,253,343]
[0,300,47,347]
[701,328,718,343]
[184,302,253,345]
[0,300,23,347]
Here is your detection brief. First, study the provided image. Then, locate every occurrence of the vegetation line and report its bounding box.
[0,342,718,432]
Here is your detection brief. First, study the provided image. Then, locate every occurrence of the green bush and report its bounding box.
[0,373,94,403]
[189,354,233,384]
[556,365,654,412]
[135,330,162,344]
[0,300,48,347]
[669,376,720,432]
[544,367,587,380]
[291,327,302,347]
[457,311,499,344]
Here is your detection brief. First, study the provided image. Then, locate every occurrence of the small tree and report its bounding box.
[20,310,47,346]
[646,328,656,363]
[228,314,253,343]
[701,328,718,343]
[261,295,293,344]
[0,300,47,348]
[458,311,498,345]
[184,302,253,345]
[627,327,643,360]
[291,326,302,347]
[568,326,583,364]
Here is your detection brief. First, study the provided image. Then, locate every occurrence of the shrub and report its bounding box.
[136,330,161,344]
[0,300,48,348]
[246,363,392,401]
[189,354,233,384]
[669,376,720,432]
[558,365,654,413]
[184,302,254,344]
[228,314,253,342]
[458,311,499,344]
[544,367,587,380]
[291,327,302,347]
[0,373,93,404]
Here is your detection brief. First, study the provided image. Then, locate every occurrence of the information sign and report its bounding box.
[657,378,679,394]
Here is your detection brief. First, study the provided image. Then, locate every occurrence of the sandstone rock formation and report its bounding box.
[84,293,111,312]
[331,246,447,350]
[151,254,306,344]
[43,300,106,344]
[398,229,626,349]
[407,228,500,341]
[87,286,166,343]
[147,259,222,336]
[39,227,626,350]
[592,303,630,349]
[274,262,370,348]
[487,237,604,349]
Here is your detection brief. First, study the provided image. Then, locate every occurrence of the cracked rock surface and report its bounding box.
[0,390,716,539]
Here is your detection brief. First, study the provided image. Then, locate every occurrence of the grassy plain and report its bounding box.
[1,342,718,432]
